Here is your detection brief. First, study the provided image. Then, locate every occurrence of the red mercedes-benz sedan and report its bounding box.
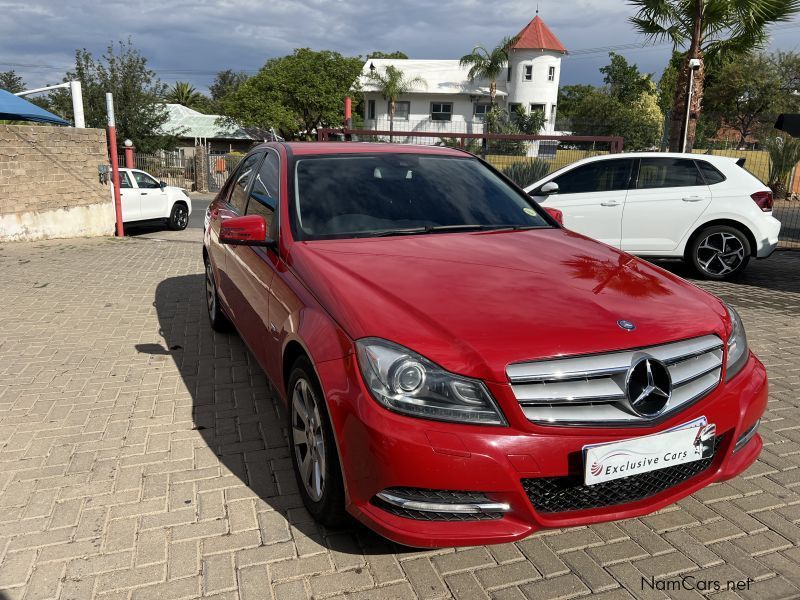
[203,142,766,548]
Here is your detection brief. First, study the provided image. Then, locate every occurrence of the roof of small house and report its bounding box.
[511,15,567,53]
[359,59,508,97]
[161,104,274,141]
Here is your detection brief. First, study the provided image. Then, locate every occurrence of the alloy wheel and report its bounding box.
[205,261,216,318]
[695,232,745,277]
[291,378,326,502]
[175,207,188,229]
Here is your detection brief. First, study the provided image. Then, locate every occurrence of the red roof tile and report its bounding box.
[511,16,566,53]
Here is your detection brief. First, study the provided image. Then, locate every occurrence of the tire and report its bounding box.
[204,257,231,332]
[688,225,751,280]
[169,203,189,230]
[287,356,346,527]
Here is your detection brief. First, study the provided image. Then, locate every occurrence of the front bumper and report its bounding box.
[316,352,767,548]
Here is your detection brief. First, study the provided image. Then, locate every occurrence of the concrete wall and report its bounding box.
[0,125,114,241]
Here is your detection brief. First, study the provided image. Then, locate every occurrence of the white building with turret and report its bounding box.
[358,15,567,139]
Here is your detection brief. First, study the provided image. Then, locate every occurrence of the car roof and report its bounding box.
[564,151,738,165]
[253,141,470,158]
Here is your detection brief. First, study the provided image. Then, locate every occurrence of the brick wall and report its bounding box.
[0,124,114,241]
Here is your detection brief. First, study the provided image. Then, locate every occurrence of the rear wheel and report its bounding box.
[688,225,751,280]
[169,203,189,230]
[204,257,231,332]
[288,356,346,526]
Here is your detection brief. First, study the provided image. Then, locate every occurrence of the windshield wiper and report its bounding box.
[368,224,533,238]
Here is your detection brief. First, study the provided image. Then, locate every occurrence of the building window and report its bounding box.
[431,102,453,121]
[367,99,376,120]
[548,66,556,81]
[473,103,490,120]
[523,65,533,81]
[508,103,522,121]
[530,103,546,117]
[507,65,512,82]
[391,101,410,120]
[550,104,557,126]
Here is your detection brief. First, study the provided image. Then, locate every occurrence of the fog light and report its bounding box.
[733,419,760,453]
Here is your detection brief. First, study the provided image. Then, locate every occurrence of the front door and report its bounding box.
[622,158,712,253]
[532,158,634,248]
[132,170,169,219]
[119,171,140,221]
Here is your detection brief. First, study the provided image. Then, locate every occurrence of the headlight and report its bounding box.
[355,338,507,426]
[725,304,748,380]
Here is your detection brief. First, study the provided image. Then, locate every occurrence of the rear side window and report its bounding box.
[552,159,633,194]
[695,160,726,185]
[637,158,704,189]
[228,153,263,213]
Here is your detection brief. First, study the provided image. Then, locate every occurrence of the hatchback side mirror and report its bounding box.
[159,181,167,189]
[220,215,274,247]
[539,181,559,195]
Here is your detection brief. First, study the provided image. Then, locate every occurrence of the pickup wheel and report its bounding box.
[204,257,231,332]
[288,356,346,527]
[688,225,751,280]
[168,203,189,230]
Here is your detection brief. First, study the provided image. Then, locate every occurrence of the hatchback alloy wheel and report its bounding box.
[696,232,745,277]
[291,378,327,501]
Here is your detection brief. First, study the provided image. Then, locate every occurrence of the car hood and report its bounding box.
[288,228,727,383]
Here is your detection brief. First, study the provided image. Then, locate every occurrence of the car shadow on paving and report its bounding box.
[149,273,414,557]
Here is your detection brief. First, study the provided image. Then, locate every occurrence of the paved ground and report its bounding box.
[1,227,799,600]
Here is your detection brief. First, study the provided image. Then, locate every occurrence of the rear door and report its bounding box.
[132,170,170,219]
[119,171,140,221]
[621,158,711,253]
[532,158,634,247]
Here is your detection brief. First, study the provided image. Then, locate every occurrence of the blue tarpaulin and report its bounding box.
[0,89,70,125]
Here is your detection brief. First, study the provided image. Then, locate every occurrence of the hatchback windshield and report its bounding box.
[291,154,550,240]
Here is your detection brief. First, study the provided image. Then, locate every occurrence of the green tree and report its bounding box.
[209,70,249,101]
[222,48,364,140]
[164,81,213,112]
[629,0,800,152]
[556,84,596,127]
[367,51,408,59]
[366,64,426,141]
[459,36,517,106]
[0,70,25,93]
[765,134,800,198]
[48,40,172,151]
[600,52,653,104]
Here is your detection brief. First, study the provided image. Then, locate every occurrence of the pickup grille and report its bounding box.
[507,335,724,426]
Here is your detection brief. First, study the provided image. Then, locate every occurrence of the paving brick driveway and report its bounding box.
[1,232,799,600]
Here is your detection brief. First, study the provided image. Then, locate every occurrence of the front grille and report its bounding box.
[522,437,722,513]
[371,487,504,521]
[507,334,724,425]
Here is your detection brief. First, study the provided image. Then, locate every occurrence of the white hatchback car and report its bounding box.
[119,168,192,230]
[525,153,781,279]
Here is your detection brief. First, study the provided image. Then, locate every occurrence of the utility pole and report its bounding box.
[106,93,124,237]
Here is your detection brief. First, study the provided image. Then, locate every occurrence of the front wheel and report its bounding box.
[169,203,189,230]
[287,356,346,527]
[688,225,751,280]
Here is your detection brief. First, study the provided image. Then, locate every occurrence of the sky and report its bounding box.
[3,0,800,93]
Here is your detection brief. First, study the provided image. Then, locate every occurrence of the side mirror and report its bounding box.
[540,181,559,195]
[544,206,564,225]
[159,181,167,189]
[220,215,274,247]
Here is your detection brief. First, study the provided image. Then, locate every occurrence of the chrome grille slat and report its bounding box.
[508,335,723,426]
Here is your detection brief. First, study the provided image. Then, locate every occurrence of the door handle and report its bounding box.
[140,192,148,195]
[682,196,704,202]
[600,201,620,207]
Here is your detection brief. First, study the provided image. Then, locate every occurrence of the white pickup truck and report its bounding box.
[119,168,192,230]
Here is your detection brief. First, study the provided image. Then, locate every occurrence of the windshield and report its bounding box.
[291,154,551,240]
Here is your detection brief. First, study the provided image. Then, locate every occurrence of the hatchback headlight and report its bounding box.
[355,338,507,426]
[725,304,748,380]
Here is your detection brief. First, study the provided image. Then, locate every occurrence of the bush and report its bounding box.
[503,159,551,187]
[438,137,482,154]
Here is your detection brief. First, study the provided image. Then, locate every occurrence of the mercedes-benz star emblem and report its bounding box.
[617,319,636,331]
[625,356,672,417]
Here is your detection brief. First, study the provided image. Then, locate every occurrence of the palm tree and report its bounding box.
[629,0,800,152]
[165,81,205,109]
[367,65,426,141]
[459,37,517,106]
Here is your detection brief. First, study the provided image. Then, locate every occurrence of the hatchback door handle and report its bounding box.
[600,201,620,207]
[682,196,704,202]
[140,192,148,195]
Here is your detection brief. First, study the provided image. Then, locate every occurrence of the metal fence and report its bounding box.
[207,152,245,193]
[117,152,195,189]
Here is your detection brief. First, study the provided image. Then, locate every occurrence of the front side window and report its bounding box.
[119,172,132,189]
[132,171,160,189]
[431,102,453,121]
[553,159,634,194]
[292,154,550,240]
[637,158,704,189]
[246,151,279,235]
[228,153,263,213]
[391,101,410,120]
[523,65,533,81]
